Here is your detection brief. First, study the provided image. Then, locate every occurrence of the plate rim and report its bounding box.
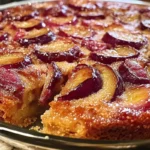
[0,0,150,10]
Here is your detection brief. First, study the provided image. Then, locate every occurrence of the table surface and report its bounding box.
[0,136,56,150]
[0,140,21,150]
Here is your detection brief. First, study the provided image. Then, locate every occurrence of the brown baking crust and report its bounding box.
[42,100,150,140]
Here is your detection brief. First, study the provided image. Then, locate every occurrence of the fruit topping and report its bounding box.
[55,61,77,76]
[43,4,73,17]
[39,63,63,106]
[58,63,124,102]
[141,20,150,30]
[141,12,150,30]
[2,5,39,21]
[18,11,39,21]
[90,46,139,64]
[0,41,31,55]
[14,30,26,41]
[0,67,24,99]
[45,16,77,26]
[59,25,95,39]
[0,32,9,42]
[104,2,130,10]
[120,86,150,110]
[146,63,150,78]
[19,11,39,21]
[68,0,96,10]
[0,52,25,66]
[58,64,102,101]
[119,59,150,84]
[34,38,83,63]
[93,63,124,102]
[115,11,140,26]
[18,28,55,46]
[17,64,49,105]
[13,19,46,31]
[77,9,105,19]
[82,39,108,51]
[82,16,114,28]
[102,31,147,49]
[1,56,32,69]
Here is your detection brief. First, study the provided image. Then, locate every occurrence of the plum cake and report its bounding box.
[0,0,150,140]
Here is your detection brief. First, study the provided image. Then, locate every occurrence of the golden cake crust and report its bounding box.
[42,99,150,140]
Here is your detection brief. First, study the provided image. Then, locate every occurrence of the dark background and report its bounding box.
[0,0,23,4]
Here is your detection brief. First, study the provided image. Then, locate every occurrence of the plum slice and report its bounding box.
[90,46,139,64]
[0,42,33,67]
[45,16,77,26]
[39,63,63,106]
[58,63,124,102]
[141,12,150,30]
[146,63,150,78]
[59,25,95,39]
[115,11,140,26]
[104,2,130,10]
[82,16,114,28]
[14,29,26,41]
[120,86,150,111]
[68,0,96,10]
[58,64,102,101]
[18,28,55,46]
[34,38,83,63]
[82,39,108,51]
[13,19,46,31]
[93,63,124,102]
[1,56,32,69]
[102,31,147,50]
[3,6,39,21]
[141,20,150,30]
[0,32,9,41]
[17,64,52,108]
[0,67,24,99]
[43,4,73,17]
[2,4,39,21]
[0,52,25,66]
[77,9,105,19]
[19,11,39,21]
[119,59,150,84]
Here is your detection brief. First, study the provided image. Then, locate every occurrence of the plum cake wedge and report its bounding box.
[0,63,63,127]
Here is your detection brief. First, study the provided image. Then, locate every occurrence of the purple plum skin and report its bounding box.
[111,72,124,101]
[58,67,102,101]
[1,56,32,69]
[0,67,24,99]
[18,31,56,47]
[35,46,83,63]
[39,62,62,106]
[24,22,46,31]
[119,62,150,84]
[17,11,39,21]
[90,52,139,64]
[102,32,147,50]
[0,33,9,41]
[141,20,150,30]
[77,10,105,19]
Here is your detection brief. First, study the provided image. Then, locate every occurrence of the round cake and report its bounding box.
[0,0,150,140]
